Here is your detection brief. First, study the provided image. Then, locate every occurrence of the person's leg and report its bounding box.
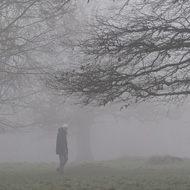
[57,154,68,174]
[63,154,68,167]
[56,155,64,174]
[59,155,64,173]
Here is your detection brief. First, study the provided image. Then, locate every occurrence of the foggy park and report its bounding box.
[1,102,190,163]
[1,0,190,190]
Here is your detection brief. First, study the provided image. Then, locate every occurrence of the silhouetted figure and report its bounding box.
[56,124,68,174]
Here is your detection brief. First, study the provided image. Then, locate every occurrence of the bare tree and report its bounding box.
[49,0,190,107]
[0,0,71,129]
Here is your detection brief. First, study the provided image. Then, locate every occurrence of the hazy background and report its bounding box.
[0,102,190,163]
[0,0,190,164]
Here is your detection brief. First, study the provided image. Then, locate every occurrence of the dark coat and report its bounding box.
[56,127,68,155]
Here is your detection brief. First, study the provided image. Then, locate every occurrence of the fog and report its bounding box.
[1,103,190,163]
[1,0,189,165]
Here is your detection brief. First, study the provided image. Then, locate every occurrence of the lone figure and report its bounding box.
[56,124,68,174]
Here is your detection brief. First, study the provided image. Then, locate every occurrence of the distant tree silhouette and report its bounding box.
[0,0,71,129]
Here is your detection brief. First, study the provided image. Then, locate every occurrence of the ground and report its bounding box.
[1,156,190,190]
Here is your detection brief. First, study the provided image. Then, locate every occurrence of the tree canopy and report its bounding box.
[0,0,71,129]
[49,0,190,107]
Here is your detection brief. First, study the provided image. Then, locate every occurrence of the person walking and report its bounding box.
[56,124,68,174]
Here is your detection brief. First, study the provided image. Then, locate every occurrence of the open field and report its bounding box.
[1,156,190,190]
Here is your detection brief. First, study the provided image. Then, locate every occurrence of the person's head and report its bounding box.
[58,124,68,133]
[62,124,68,132]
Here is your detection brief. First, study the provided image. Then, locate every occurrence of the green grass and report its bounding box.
[1,156,190,190]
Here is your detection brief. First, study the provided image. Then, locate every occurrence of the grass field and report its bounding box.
[1,156,190,190]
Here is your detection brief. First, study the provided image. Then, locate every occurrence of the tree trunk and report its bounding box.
[75,122,93,163]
